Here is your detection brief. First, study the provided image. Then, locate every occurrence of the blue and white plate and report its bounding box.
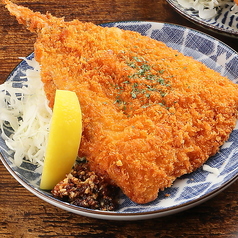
[1,21,238,221]
[166,0,238,38]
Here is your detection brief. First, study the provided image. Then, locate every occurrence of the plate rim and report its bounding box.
[1,20,238,220]
[1,151,238,220]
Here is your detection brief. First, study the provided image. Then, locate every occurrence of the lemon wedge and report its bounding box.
[40,89,82,190]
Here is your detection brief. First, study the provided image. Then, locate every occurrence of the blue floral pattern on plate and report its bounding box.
[166,0,238,38]
[0,22,238,220]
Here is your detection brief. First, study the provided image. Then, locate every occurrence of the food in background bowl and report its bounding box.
[177,0,238,19]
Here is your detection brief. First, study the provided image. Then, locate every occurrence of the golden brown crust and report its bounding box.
[4,1,238,204]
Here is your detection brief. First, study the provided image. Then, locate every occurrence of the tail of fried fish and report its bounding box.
[3,0,63,32]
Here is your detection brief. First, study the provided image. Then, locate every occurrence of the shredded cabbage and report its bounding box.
[177,0,237,19]
[0,58,52,168]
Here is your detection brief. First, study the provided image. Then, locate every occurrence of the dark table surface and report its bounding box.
[0,0,237,237]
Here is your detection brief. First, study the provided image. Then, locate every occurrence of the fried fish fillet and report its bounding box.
[4,0,238,204]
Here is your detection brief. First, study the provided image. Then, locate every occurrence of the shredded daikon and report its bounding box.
[177,0,238,19]
[0,57,52,168]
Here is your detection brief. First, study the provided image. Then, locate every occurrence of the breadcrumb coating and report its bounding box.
[4,0,238,204]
